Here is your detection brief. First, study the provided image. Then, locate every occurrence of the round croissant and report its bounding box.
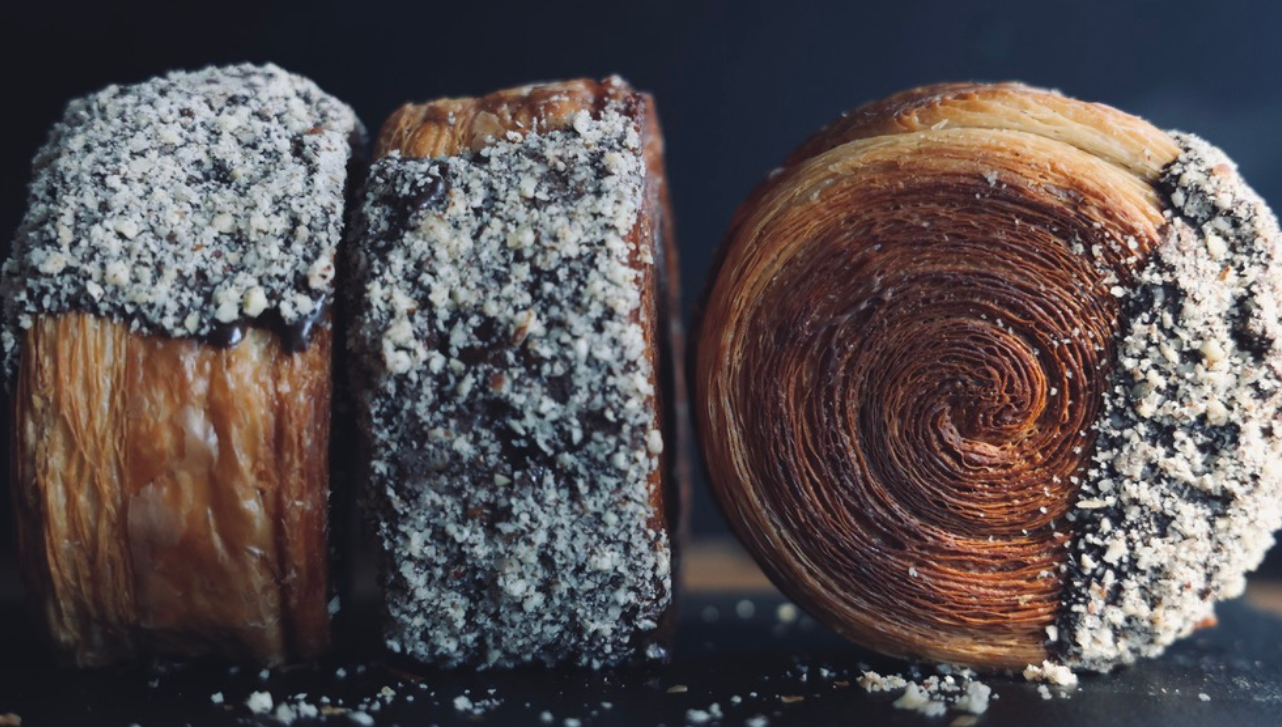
[696,83,1282,670]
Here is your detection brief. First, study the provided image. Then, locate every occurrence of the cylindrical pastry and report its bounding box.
[3,64,361,666]
[696,83,1282,671]
[347,77,682,669]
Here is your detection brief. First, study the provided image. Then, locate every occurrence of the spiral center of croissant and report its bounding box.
[762,183,1115,580]
[881,321,1057,524]
[701,130,1167,666]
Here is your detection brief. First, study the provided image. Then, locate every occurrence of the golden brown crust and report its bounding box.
[376,79,625,159]
[13,314,331,666]
[786,82,1180,179]
[696,84,1179,669]
[640,94,690,543]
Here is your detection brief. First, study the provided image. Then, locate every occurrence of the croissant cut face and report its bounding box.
[697,83,1282,670]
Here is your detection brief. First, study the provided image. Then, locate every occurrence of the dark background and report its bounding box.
[2,0,1281,565]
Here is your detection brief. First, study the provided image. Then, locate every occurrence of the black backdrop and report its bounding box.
[2,0,1281,563]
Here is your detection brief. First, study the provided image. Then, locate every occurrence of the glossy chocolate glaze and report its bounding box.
[205,297,330,352]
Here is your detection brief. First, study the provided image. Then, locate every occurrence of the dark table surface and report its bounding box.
[3,568,1281,727]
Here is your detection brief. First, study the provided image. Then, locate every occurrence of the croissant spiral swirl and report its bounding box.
[696,84,1282,670]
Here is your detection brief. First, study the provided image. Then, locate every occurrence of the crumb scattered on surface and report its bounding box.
[245,691,274,715]
[894,683,948,718]
[858,667,992,717]
[775,603,798,623]
[451,693,502,717]
[1022,660,1079,687]
[779,695,805,704]
[685,703,723,725]
[856,671,909,693]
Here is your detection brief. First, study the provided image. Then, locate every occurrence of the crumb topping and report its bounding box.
[1062,133,1282,669]
[2,63,360,374]
[347,100,669,668]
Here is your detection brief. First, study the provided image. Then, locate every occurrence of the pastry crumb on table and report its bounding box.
[0,573,1279,725]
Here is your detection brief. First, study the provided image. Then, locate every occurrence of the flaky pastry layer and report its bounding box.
[13,314,332,666]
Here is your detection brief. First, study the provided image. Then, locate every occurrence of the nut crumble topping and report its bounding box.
[2,63,360,373]
[1062,133,1282,669]
[347,98,670,668]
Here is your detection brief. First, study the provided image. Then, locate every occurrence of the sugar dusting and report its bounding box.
[2,63,360,374]
[1061,133,1282,669]
[347,91,670,668]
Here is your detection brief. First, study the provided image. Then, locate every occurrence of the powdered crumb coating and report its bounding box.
[2,63,361,374]
[347,105,670,668]
[1062,133,1282,669]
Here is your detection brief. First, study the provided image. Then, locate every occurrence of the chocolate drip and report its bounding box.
[411,175,449,212]
[279,299,330,353]
[206,321,246,347]
[201,297,330,352]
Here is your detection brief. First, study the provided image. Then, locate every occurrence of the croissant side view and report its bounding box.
[4,64,360,666]
[347,77,682,669]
